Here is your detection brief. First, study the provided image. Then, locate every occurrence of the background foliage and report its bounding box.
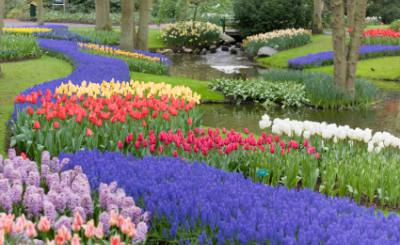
[233,0,313,37]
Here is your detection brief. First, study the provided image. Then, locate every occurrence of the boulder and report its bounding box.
[183,47,193,54]
[257,46,278,57]
[235,42,242,48]
[220,33,236,44]
[230,48,238,55]
[221,45,229,52]
[159,49,173,54]
[200,48,207,55]
[210,47,217,53]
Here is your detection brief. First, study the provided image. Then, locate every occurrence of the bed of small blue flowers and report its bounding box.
[5,24,400,244]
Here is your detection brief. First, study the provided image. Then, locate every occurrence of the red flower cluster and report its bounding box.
[363,29,400,38]
[117,127,320,160]
[17,91,197,128]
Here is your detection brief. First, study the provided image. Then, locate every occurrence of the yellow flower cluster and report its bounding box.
[56,80,201,103]
[162,21,221,40]
[2,27,52,34]
[243,28,311,46]
[78,43,161,63]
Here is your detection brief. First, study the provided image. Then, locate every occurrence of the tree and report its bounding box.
[120,0,135,50]
[312,0,324,34]
[37,0,44,25]
[136,0,152,50]
[331,0,367,96]
[95,0,112,31]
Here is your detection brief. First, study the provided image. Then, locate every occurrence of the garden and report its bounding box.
[1,0,400,244]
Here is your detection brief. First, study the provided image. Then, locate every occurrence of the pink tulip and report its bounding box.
[38,216,51,232]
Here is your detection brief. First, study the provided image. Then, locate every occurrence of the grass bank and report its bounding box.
[0,56,73,155]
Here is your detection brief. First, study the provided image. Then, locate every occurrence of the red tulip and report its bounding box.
[117,140,124,150]
[53,121,60,129]
[26,106,34,116]
[33,121,40,130]
[86,128,93,137]
[244,128,249,134]
[173,150,178,158]
[187,117,193,125]
[315,153,321,159]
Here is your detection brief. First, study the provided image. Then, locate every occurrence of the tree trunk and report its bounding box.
[120,0,135,50]
[331,0,347,88]
[346,0,356,28]
[37,0,44,25]
[312,0,323,34]
[95,0,112,31]
[0,0,4,77]
[137,0,152,50]
[345,0,367,97]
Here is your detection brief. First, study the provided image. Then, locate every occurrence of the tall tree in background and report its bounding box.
[312,0,323,34]
[136,0,152,50]
[95,0,112,30]
[37,0,44,25]
[0,0,4,77]
[120,0,135,50]
[331,0,367,96]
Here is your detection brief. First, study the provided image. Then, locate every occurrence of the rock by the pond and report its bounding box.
[200,48,207,55]
[220,33,236,44]
[230,48,238,55]
[210,47,217,53]
[235,42,242,48]
[221,45,229,52]
[159,49,173,54]
[183,47,193,54]
[257,46,278,57]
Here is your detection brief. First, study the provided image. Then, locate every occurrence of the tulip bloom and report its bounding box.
[86,128,93,137]
[33,121,41,130]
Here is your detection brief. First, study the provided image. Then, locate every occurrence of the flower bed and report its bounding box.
[259,114,400,207]
[12,84,200,160]
[0,149,149,244]
[363,29,400,45]
[13,38,130,117]
[2,27,52,34]
[243,28,311,56]
[78,42,170,75]
[162,21,222,51]
[288,44,400,69]
[61,150,400,244]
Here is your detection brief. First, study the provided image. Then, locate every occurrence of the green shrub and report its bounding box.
[162,21,222,50]
[125,57,169,75]
[262,70,377,109]
[211,78,309,108]
[0,34,43,61]
[390,19,400,31]
[233,0,313,37]
[243,28,311,56]
[367,0,400,24]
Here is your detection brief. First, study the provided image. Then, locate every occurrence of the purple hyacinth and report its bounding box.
[289,44,400,69]
[62,149,400,244]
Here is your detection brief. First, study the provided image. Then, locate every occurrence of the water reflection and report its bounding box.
[200,92,400,135]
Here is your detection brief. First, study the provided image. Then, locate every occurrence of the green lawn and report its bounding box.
[0,56,73,155]
[257,35,332,68]
[70,27,165,49]
[130,72,225,102]
[310,56,400,81]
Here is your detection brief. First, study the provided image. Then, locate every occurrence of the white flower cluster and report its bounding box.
[162,21,221,40]
[243,28,311,45]
[259,114,400,153]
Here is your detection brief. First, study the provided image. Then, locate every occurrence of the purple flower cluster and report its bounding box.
[0,149,149,238]
[288,44,400,69]
[34,24,92,43]
[62,149,400,244]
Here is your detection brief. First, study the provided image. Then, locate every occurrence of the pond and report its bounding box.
[167,48,400,135]
[166,46,267,80]
[200,91,400,135]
